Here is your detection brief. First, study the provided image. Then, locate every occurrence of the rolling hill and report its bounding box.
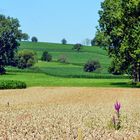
[0,41,130,87]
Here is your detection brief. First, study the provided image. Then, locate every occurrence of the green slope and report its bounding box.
[0,41,130,87]
[20,41,111,74]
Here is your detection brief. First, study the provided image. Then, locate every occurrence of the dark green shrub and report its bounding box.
[41,51,52,62]
[0,80,27,89]
[84,60,101,72]
[72,44,82,52]
[31,36,38,42]
[17,50,37,69]
[61,38,67,45]
[57,55,68,63]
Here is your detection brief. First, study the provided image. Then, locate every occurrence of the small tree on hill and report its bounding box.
[72,43,82,52]
[22,33,30,41]
[41,51,52,62]
[17,50,37,69]
[31,36,38,42]
[57,55,68,63]
[84,60,101,72]
[83,38,91,46]
[61,38,67,45]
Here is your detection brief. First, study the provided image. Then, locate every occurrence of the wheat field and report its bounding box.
[0,87,140,140]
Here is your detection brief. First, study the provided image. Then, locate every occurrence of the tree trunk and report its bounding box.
[138,63,140,82]
[133,63,140,83]
[133,64,137,82]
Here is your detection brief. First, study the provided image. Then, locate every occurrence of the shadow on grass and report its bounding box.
[110,82,138,88]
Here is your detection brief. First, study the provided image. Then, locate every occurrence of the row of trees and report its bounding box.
[61,38,94,46]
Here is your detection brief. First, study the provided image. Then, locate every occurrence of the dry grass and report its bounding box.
[0,87,140,139]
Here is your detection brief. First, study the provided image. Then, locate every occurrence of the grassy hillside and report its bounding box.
[20,42,110,67]
[0,41,130,87]
[20,41,111,75]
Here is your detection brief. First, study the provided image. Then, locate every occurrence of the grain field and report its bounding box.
[0,87,140,140]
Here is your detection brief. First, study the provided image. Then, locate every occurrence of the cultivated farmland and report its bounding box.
[0,87,140,139]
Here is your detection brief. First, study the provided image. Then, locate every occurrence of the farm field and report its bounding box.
[0,87,140,139]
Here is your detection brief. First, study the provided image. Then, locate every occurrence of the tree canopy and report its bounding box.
[98,0,140,82]
[31,36,38,42]
[92,28,109,47]
[0,14,28,74]
[61,38,67,45]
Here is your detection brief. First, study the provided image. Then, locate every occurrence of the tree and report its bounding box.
[17,50,37,69]
[61,38,67,45]
[83,38,91,46]
[84,60,101,72]
[92,29,109,47]
[22,33,29,41]
[0,14,26,74]
[72,43,82,52]
[57,55,68,63]
[98,0,140,82]
[41,51,52,62]
[31,36,38,42]
[91,38,95,46]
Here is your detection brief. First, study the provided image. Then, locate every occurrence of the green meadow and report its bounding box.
[0,41,131,87]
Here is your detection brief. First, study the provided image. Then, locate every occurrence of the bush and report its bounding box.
[57,55,68,63]
[0,80,27,89]
[72,44,82,52]
[136,82,140,87]
[84,60,101,72]
[31,36,38,42]
[17,50,37,69]
[41,51,52,62]
[128,81,140,88]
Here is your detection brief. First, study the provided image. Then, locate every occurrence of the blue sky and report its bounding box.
[0,0,103,44]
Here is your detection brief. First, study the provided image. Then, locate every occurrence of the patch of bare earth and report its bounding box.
[0,87,140,140]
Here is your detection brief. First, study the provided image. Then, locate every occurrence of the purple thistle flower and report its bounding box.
[114,101,121,113]
[112,101,121,130]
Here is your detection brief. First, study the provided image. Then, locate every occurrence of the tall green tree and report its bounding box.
[98,0,140,82]
[92,28,109,47]
[0,14,27,74]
